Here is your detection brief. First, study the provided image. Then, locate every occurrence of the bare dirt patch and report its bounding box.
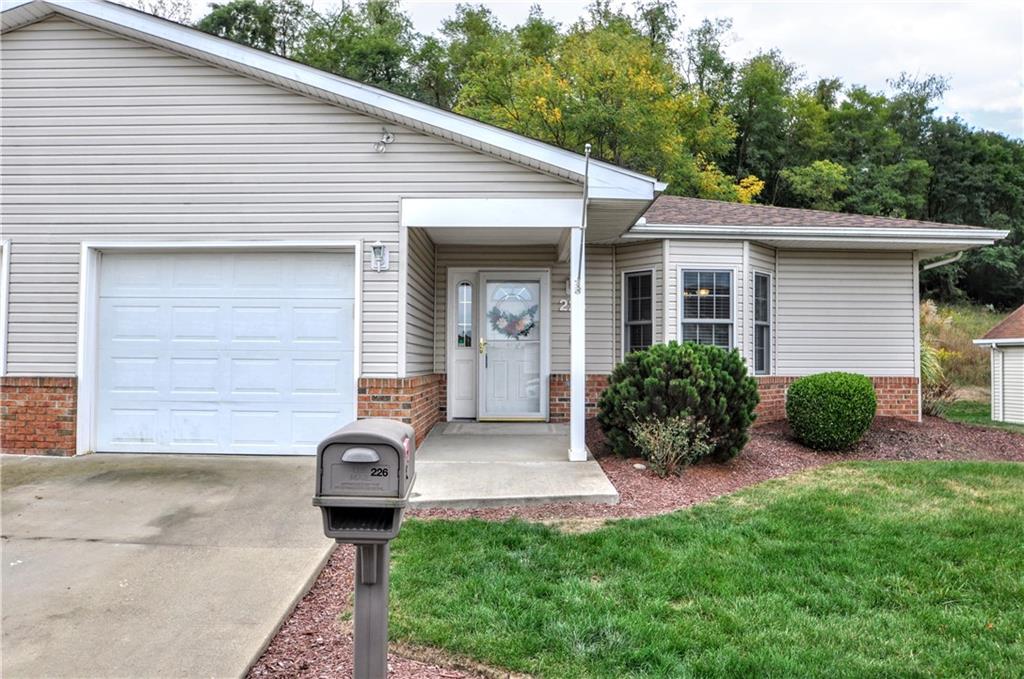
[248,416,1024,679]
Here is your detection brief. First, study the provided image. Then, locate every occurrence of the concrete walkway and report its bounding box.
[410,423,619,508]
[1,453,333,679]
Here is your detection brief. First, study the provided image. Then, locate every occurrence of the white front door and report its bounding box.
[477,272,548,420]
[94,251,355,454]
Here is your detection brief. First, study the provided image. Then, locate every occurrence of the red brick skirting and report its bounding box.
[756,375,920,423]
[1,377,78,456]
[357,374,445,445]
[549,374,610,423]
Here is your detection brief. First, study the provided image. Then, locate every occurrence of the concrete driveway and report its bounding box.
[1,453,333,678]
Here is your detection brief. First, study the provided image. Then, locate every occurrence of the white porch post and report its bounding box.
[569,225,587,461]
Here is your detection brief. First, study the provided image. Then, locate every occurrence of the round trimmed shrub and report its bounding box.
[786,372,877,450]
[597,341,759,462]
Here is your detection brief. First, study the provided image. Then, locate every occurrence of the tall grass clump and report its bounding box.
[920,300,1003,388]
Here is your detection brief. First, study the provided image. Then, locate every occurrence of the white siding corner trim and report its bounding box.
[0,240,10,376]
[73,240,362,455]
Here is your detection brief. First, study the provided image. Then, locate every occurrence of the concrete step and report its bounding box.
[409,459,619,509]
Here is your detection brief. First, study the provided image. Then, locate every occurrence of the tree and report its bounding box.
[196,0,315,57]
[299,0,420,97]
[684,18,734,104]
[122,0,191,23]
[455,18,753,201]
[781,160,849,211]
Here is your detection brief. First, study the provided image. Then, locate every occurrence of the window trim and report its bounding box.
[621,268,655,359]
[753,270,772,375]
[677,266,737,350]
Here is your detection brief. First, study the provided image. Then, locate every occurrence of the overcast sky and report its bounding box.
[181,0,1024,138]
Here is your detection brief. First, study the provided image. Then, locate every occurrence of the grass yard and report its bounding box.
[943,400,1024,435]
[390,462,1024,678]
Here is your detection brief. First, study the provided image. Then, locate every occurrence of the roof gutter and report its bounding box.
[973,338,1024,347]
[625,223,1009,245]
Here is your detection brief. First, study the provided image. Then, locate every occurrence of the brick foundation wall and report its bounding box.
[547,373,920,425]
[1,377,78,456]
[549,374,610,423]
[755,375,920,423]
[357,374,445,445]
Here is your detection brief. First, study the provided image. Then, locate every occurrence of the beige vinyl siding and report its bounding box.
[405,228,436,375]
[0,17,577,377]
[613,241,662,360]
[775,250,916,376]
[665,240,746,352]
[432,245,615,375]
[748,243,777,373]
[996,346,1024,424]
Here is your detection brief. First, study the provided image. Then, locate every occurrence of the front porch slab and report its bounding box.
[410,423,619,509]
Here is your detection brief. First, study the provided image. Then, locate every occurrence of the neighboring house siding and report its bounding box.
[1000,347,1024,424]
[613,241,662,360]
[775,250,916,376]
[432,244,615,375]
[405,227,435,376]
[0,17,577,377]
[992,348,1003,421]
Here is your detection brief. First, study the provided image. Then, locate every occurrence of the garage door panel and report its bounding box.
[96,252,355,455]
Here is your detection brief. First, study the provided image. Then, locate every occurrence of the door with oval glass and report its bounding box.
[477,272,548,420]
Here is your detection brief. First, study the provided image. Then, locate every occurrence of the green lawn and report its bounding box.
[390,462,1024,678]
[942,400,1024,435]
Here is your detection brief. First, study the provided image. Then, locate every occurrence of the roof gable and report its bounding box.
[0,0,663,202]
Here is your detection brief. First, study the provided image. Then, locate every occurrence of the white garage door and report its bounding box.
[95,251,355,454]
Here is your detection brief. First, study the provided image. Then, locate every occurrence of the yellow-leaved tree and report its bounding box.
[454,21,761,201]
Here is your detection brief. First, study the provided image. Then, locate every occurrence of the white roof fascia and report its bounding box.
[973,338,1024,347]
[1,0,664,202]
[626,224,1010,246]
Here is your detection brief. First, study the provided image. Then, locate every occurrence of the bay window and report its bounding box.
[680,269,733,349]
[754,272,771,374]
[623,270,653,354]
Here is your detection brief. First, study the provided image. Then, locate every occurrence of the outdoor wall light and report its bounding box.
[370,240,390,272]
[373,128,395,153]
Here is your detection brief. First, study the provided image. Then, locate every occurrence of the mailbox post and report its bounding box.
[313,419,416,679]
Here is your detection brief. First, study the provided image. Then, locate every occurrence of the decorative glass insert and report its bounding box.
[680,269,732,350]
[754,272,771,374]
[457,281,473,348]
[486,283,540,340]
[624,271,653,354]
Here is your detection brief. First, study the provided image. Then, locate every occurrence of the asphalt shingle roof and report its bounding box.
[982,305,1024,340]
[643,196,987,230]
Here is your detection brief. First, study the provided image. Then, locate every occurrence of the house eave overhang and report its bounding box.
[0,0,663,203]
[973,338,1024,347]
[624,224,1010,250]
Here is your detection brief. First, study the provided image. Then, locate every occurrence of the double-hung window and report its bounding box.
[680,270,733,349]
[754,272,771,374]
[623,271,653,354]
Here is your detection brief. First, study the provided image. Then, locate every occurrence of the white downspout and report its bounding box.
[568,144,591,461]
[921,251,963,271]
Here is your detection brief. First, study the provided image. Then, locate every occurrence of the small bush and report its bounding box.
[786,372,877,450]
[628,414,711,477]
[597,342,759,462]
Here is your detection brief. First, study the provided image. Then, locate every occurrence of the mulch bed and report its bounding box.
[248,416,1024,679]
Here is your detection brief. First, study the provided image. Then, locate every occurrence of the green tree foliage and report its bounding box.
[780,160,849,211]
[196,0,314,57]
[189,0,1022,307]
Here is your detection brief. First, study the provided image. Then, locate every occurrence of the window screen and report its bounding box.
[680,270,732,350]
[624,271,653,354]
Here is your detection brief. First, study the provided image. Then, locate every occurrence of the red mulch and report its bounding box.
[248,416,1024,678]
